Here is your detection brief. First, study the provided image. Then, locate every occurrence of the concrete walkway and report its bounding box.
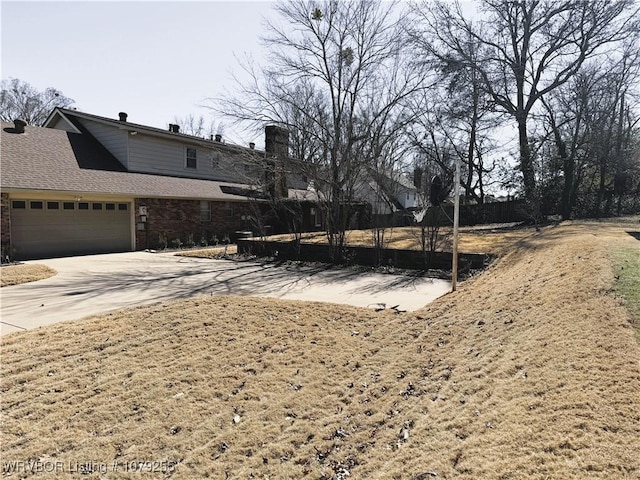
[0,251,451,335]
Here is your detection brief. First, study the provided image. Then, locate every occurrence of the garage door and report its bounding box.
[10,200,132,259]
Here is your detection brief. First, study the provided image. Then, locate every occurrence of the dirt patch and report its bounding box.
[0,264,57,287]
[1,221,639,479]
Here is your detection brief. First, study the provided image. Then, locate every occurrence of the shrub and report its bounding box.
[158,233,168,250]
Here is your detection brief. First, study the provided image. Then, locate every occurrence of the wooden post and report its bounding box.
[452,156,461,292]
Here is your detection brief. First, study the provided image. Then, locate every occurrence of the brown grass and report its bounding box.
[175,244,237,259]
[267,223,540,256]
[0,264,56,287]
[1,221,639,479]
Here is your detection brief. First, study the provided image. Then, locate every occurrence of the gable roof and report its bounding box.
[1,122,258,201]
[45,108,261,154]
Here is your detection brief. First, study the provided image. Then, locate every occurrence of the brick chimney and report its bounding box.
[264,125,290,200]
[265,125,289,158]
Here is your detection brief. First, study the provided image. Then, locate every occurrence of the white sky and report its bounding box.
[1,0,278,147]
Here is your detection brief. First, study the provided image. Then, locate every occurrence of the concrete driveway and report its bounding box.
[0,251,451,335]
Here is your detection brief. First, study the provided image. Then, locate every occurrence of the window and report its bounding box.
[200,200,211,222]
[118,203,128,211]
[47,201,60,210]
[63,202,75,210]
[106,203,116,211]
[313,207,321,227]
[78,202,89,210]
[11,200,26,209]
[186,147,197,169]
[30,201,43,210]
[92,203,103,210]
[224,202,234,218]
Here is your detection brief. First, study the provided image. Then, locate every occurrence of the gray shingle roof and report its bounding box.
[48,108,260,154]
[1,122,256,201]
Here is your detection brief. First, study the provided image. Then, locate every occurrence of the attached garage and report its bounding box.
[1,119,260,263]
[10,199,132,260]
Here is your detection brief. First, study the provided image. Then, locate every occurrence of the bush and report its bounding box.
[158,233,168,250]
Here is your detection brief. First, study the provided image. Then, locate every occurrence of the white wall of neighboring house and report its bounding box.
[398,187,419,209]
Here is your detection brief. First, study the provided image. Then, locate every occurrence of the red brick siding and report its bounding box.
[134,198,254,250]
[1,193,11,261]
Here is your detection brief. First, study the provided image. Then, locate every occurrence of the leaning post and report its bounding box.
[452,156,461,292]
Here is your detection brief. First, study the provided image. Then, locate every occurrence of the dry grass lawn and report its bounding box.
[0,264,57,287]
[263,223,541,256]
[175,244,237,259]
[182,224,537,261]
[1,220,639,479]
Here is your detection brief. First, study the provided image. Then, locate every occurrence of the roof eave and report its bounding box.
[42,108,82,134]
[57,108,265,154]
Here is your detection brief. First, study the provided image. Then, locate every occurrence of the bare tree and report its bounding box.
[410,0,639,221]
[213,0,422,262]
[406,69,501,205]
[1,78,74,126]
[171,113,224,138]
[541,45,640,218]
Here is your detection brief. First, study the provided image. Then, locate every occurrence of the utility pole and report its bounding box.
[452,155,461,292]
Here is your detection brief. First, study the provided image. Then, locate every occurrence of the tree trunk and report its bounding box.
[560,152,574,220]
[517,114,540,222]
[596,157,607,217]
[551,129,573,220]
[466,88,480,204]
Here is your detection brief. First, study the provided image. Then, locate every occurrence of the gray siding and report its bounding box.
[80,119,129,167]
[128,134,262,184]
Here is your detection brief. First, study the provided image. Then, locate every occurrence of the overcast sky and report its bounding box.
[1,0,278,146]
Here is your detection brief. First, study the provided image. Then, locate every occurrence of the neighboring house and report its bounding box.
[355,168,421,225]
[0,109,292,260]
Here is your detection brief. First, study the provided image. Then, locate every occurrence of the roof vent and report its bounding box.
[118,112,128,122]
[249,142,255,149]
[13,119,27,134]
[215,134,222,142]
[169,124,180,133]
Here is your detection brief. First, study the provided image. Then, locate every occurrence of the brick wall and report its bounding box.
[1,193,11,261]
[134,198,255,250]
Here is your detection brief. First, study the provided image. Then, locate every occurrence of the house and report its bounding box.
[354,168,422,226]
[1,109,292,260]
[1,107,424,261]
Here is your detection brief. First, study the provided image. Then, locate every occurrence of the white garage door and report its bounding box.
[11,199,132,259]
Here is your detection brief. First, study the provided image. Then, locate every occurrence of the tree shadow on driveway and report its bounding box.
[0,256,450,333]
